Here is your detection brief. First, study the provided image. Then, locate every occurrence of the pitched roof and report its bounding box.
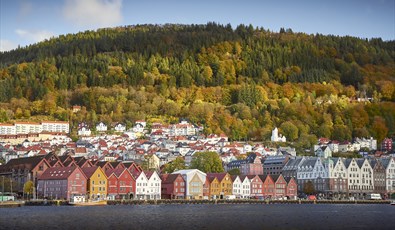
[2,155,47,171]
[39,166,77,180]
[206,173,228,182]
[161,173,183,184]
[81,166,100,178]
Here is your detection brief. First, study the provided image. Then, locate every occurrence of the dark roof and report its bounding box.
[161,173,183,184]
[81,166,99,178]
[2,155,46,172]
[206,173,228,182]
[39,166,78,180]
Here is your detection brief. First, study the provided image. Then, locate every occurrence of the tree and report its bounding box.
[190,151,224,173]
[228,168,240,176]
[280,121,299,141]
[303,181,315,195]
[162,157,186,174]
[23,181,34,200]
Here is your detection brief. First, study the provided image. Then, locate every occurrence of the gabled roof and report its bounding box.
[206,173,229,182]
[2,155,48,172]
[161,173,183,184]
[81,166,101,179]
[39,166,82,180]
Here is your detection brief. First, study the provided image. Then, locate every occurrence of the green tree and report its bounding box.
[280,121,299,141]
[190,151,224,173]
[227,168,240,175]
[162,157,186,174]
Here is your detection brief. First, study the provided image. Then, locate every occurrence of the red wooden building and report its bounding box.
[160,173,186,199]
[106,168,135,200]
[37,166,87,201]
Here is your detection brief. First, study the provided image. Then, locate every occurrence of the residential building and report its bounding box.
[0,123,16,135]
[370,159,386,196]
[247,175,263,199]
[231,175,243,198]
[381,138,393,152]
[207,173,232,199]
[240,175,251,199]
[285,177,298,199]
[260,175,275,199]
[272,174,287,199]
[106,168,135,200]
[172,169,206,199]
[15,122,42,134]
[380,157,395,197]
[96,122,108,132]
[114,123,126,133]
[41,121,69,134]
[297,157,328,193]
[145,171,161,200]
[81,166,107,200]
[263,155,290,176]
[133,171,149,200]
[37,166,87,201]
[0,155,51,193]
[160,173,186,199]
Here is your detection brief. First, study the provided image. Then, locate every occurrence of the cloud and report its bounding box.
[0,40,19,52]
[15,29,55,43]
[63,0,123,29]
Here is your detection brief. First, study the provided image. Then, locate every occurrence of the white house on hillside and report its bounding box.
[96,122,108,132]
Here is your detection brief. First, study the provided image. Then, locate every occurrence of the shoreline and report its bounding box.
[1,199,391,207]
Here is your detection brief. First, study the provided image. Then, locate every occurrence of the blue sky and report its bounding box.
[1,0,394,52]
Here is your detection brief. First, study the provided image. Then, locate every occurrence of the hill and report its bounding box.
[0,23,394,146]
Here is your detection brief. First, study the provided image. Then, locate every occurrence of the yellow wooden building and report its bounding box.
[81,166,108,200]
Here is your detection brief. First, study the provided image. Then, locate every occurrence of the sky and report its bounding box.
[1,0,394,52]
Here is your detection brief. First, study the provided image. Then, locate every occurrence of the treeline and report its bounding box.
[0,23,394,147]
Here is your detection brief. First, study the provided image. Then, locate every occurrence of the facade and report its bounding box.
[96,122,108,132]
[207,173,233,198]
[263,155,290,176]
[326,158,348,198]
[247,175,263,199]
[106,168,135,200]
[380,158,395,197]
[37,166,87,200]
[297,157,328,193]
[173,169,206,199]
[285,177,298,199]
[260,175,275,198]
[114,123,126,133]
[145,171,161,200]
[241,154,263,175]
[0,124,16,135]
[78,126,91,136]
[240,175,251,199]
[41,121,69,134]
[161,173,186,199]
[0,155,51,193]
[272,174,287,198]
[81,166,108,200]
[370,159,386,196]
[15,122,42,134]
[231,175,243,198]
[381,138,393,152]
[315,146,332,158]
[133,171,149,200]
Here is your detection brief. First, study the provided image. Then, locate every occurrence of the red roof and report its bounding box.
[39,166,77,180]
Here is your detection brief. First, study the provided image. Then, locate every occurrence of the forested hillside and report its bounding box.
[0,23,394,147]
